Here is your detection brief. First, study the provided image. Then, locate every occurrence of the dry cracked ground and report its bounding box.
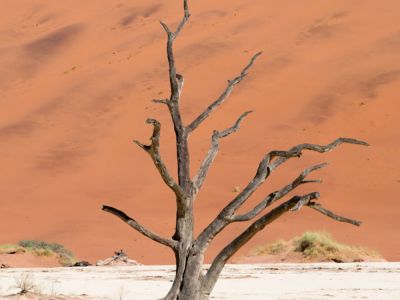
[0,263,400,299]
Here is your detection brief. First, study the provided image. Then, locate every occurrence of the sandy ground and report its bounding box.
[0,263,400,299]
[0,0,399,265]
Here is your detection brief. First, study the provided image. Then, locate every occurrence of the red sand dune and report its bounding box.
[0,0,399,265]
[0,252,60,268]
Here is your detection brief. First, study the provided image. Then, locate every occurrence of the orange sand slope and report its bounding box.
[0,0,399,264]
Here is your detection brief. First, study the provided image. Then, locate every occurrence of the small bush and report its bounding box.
[245,231,382,263]
[295,231,339,256]
[18,240,76,266]
[294,231,380,262]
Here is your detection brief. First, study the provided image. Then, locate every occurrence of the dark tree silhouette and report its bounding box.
[102,1,368,299]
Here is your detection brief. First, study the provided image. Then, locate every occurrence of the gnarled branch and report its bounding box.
[270,138,369,171]
[187,52,262,133]
[102,205,177,249]
[134,119,185,199]
[192,111,253,194]
[196,138,368,249]
[220,137,368,216]
[232,163,327,222]
[195,150,305,247]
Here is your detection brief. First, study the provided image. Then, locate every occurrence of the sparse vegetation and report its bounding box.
[0,240,76,266]
[18,240,76,266]
[247,231,381,263]
[14,273,37,295]
[250,239,287,256]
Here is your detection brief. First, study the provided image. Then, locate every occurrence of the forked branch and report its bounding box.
[134,119,185,199]
[187,52,262,132]
[196,138,368,249]
[192,111,253,194]
[102,205,177,249]
[221,137,367,216]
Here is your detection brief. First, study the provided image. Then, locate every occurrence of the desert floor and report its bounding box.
[1,263,400,299]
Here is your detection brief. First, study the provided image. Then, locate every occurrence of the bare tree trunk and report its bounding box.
[102,1,368,299]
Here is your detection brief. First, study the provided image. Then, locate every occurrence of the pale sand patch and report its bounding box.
[0,263,399,299]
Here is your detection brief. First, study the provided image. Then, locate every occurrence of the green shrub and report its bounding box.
[18,240,75,266]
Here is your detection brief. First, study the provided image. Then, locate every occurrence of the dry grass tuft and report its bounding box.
[14,273,37,295]
[248,231,382,263]
[293,231,380,262]
[250,239,287,256]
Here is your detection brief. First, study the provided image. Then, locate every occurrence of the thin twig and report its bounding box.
[308,202,362,226]
[153,99,169,105]
[187,52,262,132]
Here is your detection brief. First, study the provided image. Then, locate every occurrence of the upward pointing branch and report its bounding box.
[159,0,191,191]
[192,111,253,194]
[175,0,190,37]
[187,52,262,133]
[160,0,190,103]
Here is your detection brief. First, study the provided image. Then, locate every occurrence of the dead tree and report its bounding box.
[102,1,368,299]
